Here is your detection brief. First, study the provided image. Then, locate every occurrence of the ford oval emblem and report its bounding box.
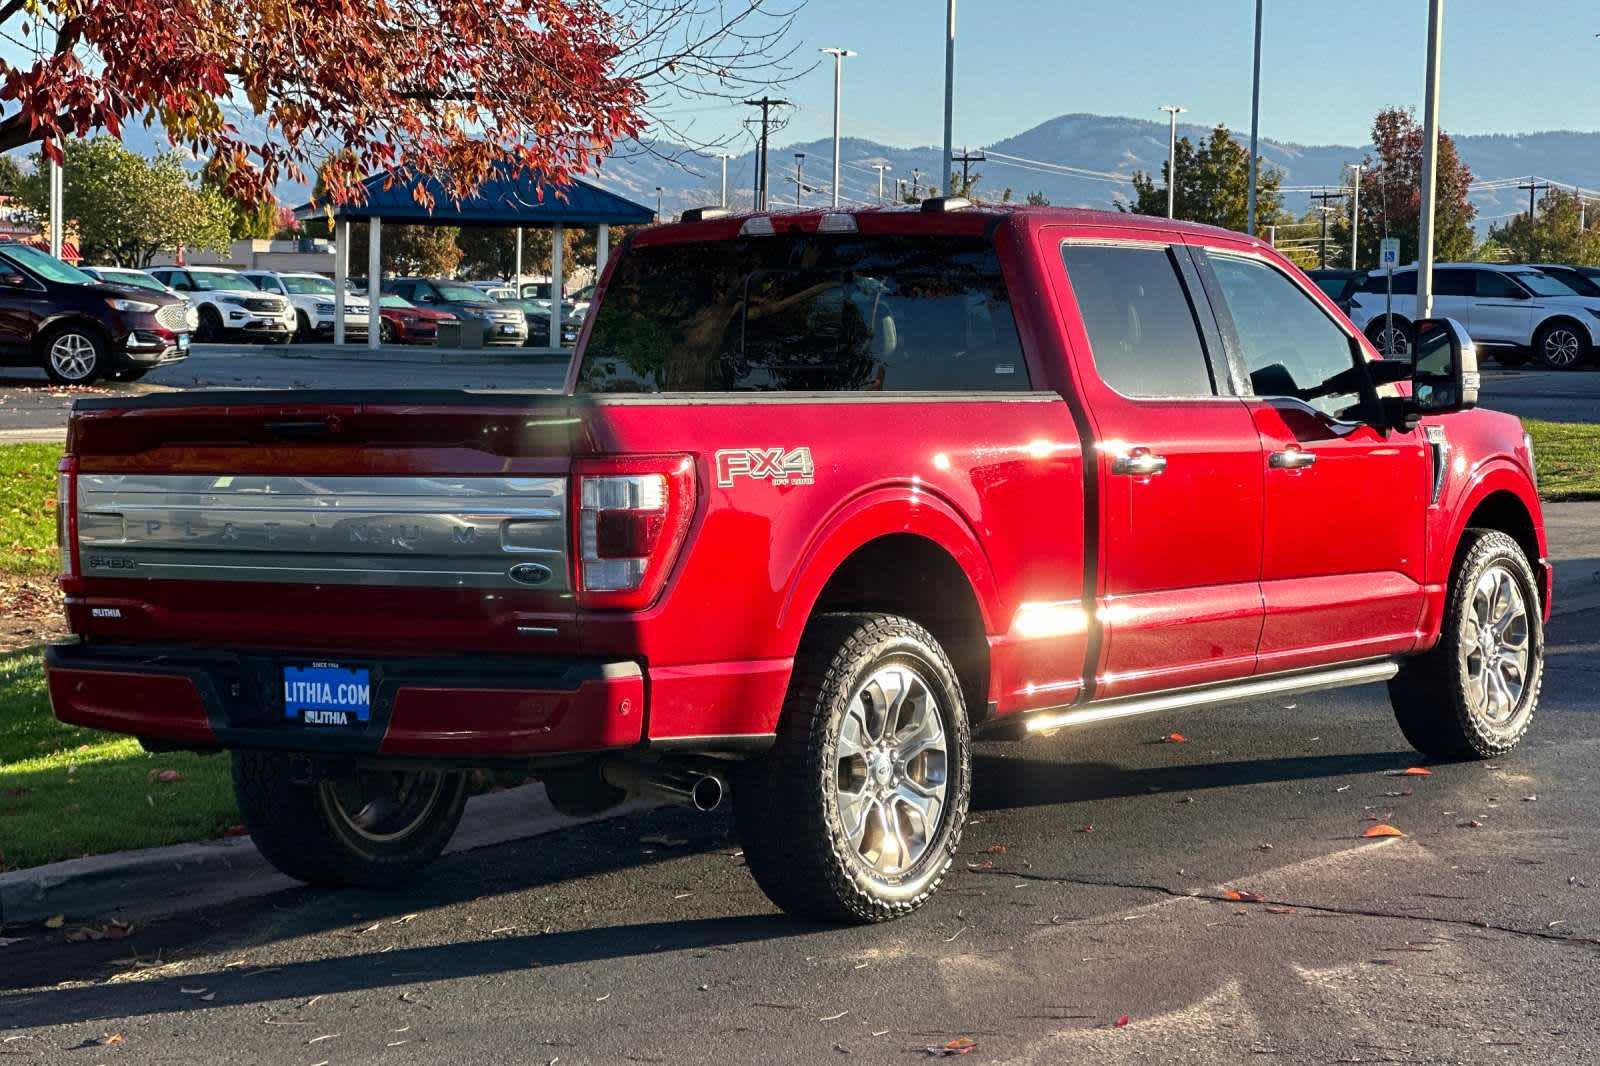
[507,562,553,587]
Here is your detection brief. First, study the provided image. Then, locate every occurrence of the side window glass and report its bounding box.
[1476,271,1522,299]
[1435,270,1473,298]
[1208,254,1366,422]
[1059,244,1216,398]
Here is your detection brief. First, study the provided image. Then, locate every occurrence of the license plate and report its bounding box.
[283,662,371,726]
[500,324,518,334]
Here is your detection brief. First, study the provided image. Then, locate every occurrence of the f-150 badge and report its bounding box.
[715,446,815,487]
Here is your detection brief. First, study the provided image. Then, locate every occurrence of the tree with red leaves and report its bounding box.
[0,1,801,207]
[1357,107,1477,267]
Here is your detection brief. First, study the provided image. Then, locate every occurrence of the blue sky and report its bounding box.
[659,0,1600,151]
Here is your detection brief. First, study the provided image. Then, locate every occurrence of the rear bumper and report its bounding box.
[44,642,644,759]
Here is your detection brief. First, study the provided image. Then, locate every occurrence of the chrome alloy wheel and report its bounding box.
[1373,324,1410,359]
[49,332,97,381]
[322,770,447,844]
[1542,327,1583,368]
[1461,564,1531,727]
[833,664,949,877]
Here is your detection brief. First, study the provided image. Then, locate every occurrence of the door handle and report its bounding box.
[1111,449,1168,477]
[1269,447,1317,470]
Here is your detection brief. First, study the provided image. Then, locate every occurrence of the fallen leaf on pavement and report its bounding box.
[1078,825,1094,833]
[1459,819,1484,828]
[1222,889,1264,903]
[925,1038,977,1056]
[1522,795,1538,802]
[1392,767,1432,777]
[1115,1015,1131,1028]
[101,1033,126,1047]
[1264,905,1295,914]
[1363,824,1405,838]
[1163,732,1187,743]
[392,913,419,925]
[1382,789,1414,797]
[984,844,1007,854]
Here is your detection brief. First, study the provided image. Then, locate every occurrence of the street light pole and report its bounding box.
[1247,0,1263,235]
[872,164,890,203]
[1345,162,1363,269]
[655,186,663,222]
[1159,105,1186,220]
[794,153,806,207]
[942,0,956,198]
[820,48,856,209]
[1416,0,1444,320]
[719,154,730,208]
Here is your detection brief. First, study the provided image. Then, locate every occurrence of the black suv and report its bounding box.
[0,244,191,384]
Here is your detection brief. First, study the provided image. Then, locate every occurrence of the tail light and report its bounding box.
[572,455,696,610]
[56,455,79,581]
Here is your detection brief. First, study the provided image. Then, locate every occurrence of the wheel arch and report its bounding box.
[34,313,114,354]
[780,490,1000,723]
[1534,312,1596,351]
[1447,469,1547,610]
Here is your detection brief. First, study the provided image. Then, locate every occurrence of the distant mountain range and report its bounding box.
[589,113,1600,233]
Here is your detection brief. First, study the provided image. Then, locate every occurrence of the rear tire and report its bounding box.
[232,752,468,887]
[734,613,971,923]
[1388,529,1543,759]
[1365,317,1412,359]
[1534,319,1588,370]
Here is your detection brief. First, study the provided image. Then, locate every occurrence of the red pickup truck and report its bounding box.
[47,203,1548,923]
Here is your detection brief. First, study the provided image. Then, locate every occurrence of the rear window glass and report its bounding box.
[576,233,1029,393]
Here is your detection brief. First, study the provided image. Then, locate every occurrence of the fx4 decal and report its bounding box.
[715,446,815,488]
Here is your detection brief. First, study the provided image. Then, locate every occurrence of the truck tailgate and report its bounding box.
[64,391,579,656]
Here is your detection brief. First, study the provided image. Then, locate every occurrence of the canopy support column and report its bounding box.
[367,217,381,349]
[597,224,609,274]
[333,219,348,345]
[551,223,564,351]
[514,227,523,298]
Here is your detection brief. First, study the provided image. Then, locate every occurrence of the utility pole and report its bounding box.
[794,153,806,207]
[911,168,923,200]
[1517,178,1551,221]
[1344,162,1363,269]
[820,48,856,209]
[1158,105,1186,220]
[1310,188,1345,269]
[718,154,730,208]
[1416,0,1444,320]
[743,96,790,211]
[942,0,956,200]
[871,164,891,203]
[654,186,664,222]
[1247,0,1263,235]
[948,146,985,197]
[895,177,908,202]
[48,155,63,259]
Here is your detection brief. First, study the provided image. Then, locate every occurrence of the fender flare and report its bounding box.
[776,484,1001,653]
[1443,461,1546,571]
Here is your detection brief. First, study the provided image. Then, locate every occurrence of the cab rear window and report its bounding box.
[576,233,1029,393]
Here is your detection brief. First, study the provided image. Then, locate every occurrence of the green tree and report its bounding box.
[20,138,230,265]
[1486,188,1600,266]
[1025,190,1050,206]
[0,153,24,198]
[1355,107,1476,268]
[1124,124,1285,232]
[456,229,519,279]
[348,223,462,277]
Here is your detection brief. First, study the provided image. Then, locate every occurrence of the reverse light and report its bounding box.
[573,456,696,610]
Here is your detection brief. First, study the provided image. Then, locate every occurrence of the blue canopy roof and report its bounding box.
[294,163,654,227]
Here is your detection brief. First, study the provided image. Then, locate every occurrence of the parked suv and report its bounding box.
[0,243,191,383]
[382,277,528,344]
[149,265,296,342]
[48,206,1543,923]
[239,270,369,341]
[1349,262,1600,369]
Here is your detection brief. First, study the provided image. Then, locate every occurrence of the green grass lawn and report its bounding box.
[0,648,238,871]
[1525,420,1600,501]
[0,443,62,577]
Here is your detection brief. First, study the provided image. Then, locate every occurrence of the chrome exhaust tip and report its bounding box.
[600,757,727,813]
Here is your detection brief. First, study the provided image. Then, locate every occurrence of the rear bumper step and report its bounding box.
[44,642,643,758]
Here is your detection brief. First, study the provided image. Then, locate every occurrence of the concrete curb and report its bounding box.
[0,428,67,443]
[0,786,649,929]
[220,343,572,367]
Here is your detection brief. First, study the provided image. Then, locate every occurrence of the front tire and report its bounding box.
[232,753,468,887]
[196,305,224,343]
[41,326,107,385]
[380,319,399,344]
[1534,320,1588,370]
[1389,529,1543,759]
[734,613,971,923]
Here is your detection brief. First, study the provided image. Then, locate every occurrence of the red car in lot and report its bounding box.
[377,294,455,344]
[47,203,1544,923]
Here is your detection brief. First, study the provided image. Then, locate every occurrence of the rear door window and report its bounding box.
[1059,243,1218,398]
[577,234,1029,393]
[1435,269,1473,297]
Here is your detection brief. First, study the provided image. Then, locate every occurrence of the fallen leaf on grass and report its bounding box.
[1363,824,1405,838]
[147,769,182,783]
[924,1038,977,1056]
[1222,889,1265,903]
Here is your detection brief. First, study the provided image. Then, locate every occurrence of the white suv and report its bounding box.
[149,265,297,343]
[240,270,370,341]
[1349,262,1600,369]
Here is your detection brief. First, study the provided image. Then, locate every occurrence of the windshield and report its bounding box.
[380,295,415,309]
[1535,269,1600,298]
[577,233,1029,394]
[191,271,257,292]
[1512,271,1577,298]
[433,283,492,303]
[281,275,337,296]
[0,243,97,285]
[98,269,167,293]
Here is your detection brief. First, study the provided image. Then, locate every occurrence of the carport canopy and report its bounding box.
[293,162,654,350]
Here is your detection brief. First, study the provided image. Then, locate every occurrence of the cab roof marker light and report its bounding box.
[740,216,776,237]
[817,213,858,233]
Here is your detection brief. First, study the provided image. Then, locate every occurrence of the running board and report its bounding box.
[1020,661,1401,734]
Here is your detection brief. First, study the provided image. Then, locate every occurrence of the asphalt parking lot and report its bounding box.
[2,600,1598,1063]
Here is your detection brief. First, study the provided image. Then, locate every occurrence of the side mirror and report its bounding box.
[1410,317,1478,415]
